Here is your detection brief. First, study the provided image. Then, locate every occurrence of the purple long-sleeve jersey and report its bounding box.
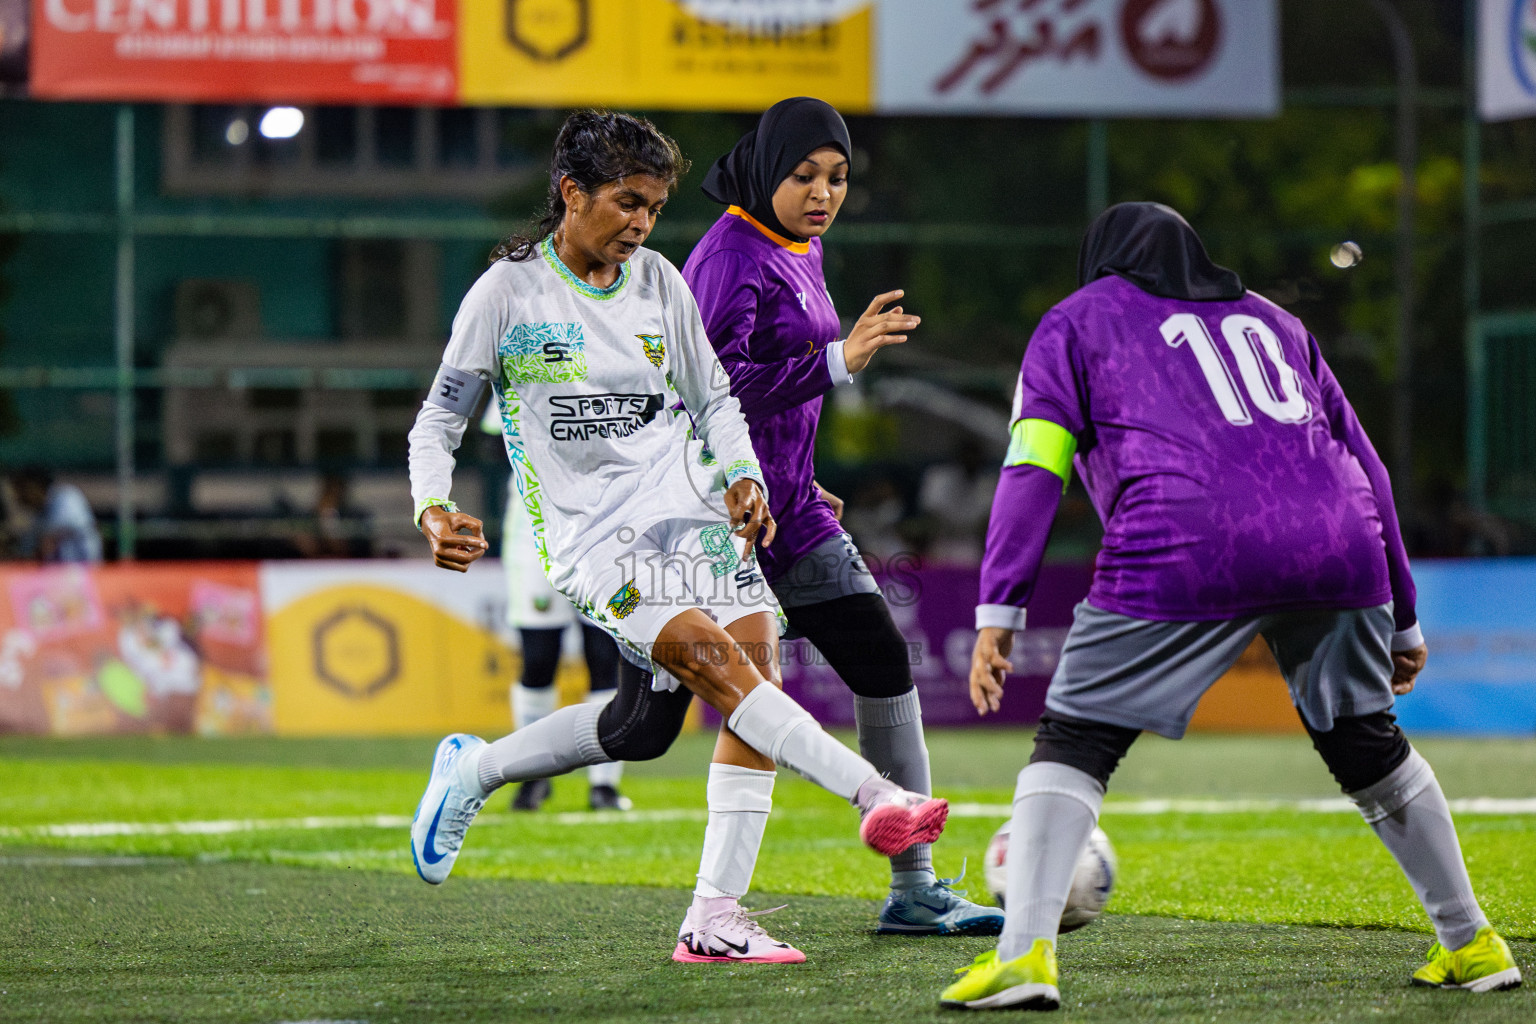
[683,208,846,582]
[979,275,1418,632]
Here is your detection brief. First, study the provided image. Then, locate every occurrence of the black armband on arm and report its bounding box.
[427,364,491,417]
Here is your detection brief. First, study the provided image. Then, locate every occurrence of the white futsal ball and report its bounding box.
[984,822,1117,933]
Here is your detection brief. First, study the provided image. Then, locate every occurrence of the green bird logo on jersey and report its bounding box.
[637,334,665,368]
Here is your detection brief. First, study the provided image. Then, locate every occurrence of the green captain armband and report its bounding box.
[1004,418,1076,490]
[414,497,459,530]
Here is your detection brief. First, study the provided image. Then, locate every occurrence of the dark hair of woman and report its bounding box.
[491,110,690,263]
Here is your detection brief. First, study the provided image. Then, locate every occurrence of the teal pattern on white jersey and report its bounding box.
[408,239,765,613]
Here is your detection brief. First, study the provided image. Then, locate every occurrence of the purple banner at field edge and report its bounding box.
[701,563,1093,730]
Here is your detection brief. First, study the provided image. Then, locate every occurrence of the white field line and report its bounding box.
[0,808,706,839]
[3,798,1534,841]
[0,855,174,866]
[949,797,1536,818]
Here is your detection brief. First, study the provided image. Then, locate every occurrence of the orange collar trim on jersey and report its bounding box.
[726,206,811,255]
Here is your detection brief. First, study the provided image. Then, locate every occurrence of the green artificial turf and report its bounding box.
[1,730,1533,1022]
[0,855,1530,1024]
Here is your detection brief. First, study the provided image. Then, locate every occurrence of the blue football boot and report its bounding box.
[410,733,488,884]
[877,868,1005,936]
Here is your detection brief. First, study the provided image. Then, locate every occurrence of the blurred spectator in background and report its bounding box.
[915,436,999,564]
[842,475,908,564]
[295,474,371,559]
[8,465,102,563]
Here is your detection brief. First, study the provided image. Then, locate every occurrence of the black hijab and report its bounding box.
[1078,202,1244,301]
[701,97,852,243]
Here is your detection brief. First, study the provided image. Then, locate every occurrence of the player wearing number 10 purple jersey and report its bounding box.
[980,234,1408,628]
[940,204,1519,1011]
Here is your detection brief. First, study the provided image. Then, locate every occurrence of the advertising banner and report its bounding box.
[1480,0,1536,122]
[261,560,527,737]
[1,0,26,88]
[459,0,871,111]
[774,563,1090,728]
[28,0,457,102]
[1395,560,1536,735]
[0,563,269,736]
[877,0,1278,117]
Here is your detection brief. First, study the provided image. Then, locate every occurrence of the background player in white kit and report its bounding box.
[500,477,629,812]
[406,110,948,963]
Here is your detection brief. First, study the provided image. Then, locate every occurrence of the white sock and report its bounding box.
[512,683,557,730]
[855,691,936,884]
[476,703,610,793]
[996,761,1104,962]
[694,763,776,899]
[726,684,879,803]
[583,689,624,789]
[1349,749,1489,950]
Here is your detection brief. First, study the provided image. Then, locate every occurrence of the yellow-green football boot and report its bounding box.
[940,940,1059,1011]
[1411,927,1523,992]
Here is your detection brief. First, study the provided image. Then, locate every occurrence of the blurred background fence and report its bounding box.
[0,0,1534,735]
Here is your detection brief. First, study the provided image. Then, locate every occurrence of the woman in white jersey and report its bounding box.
[406,111,948,963]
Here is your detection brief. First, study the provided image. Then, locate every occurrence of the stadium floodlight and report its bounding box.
[224,118,249,146]
[1330,241,1363,268]
[259,107,304,140]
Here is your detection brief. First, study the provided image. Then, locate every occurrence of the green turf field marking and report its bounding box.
[10,797,1535,843]
[0,808,717,840]
[0,855,173,866]
[958,797,1536,816]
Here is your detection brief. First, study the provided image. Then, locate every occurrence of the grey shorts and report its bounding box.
[770,532,882,610]
[1045,602,1396,738]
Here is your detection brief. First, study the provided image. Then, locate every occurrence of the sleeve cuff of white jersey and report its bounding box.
[723,459,768,497]
[1392,621,1424,652]
[826,341,854,386]
[976,604,1027,632]
[414,497,458,530]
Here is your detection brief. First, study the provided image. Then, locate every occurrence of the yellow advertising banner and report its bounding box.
[263,562,588,738]
[459,0,873,112]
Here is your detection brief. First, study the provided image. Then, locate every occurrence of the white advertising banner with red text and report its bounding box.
[876,0,1278,117]
[29,0,457,102]
[1480,0,1536,122]
[24,0,1279,115]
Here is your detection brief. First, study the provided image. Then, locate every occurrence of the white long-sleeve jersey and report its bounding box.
[408,238,764,596]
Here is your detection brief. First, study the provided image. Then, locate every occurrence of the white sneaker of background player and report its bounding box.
[673,898,806,964]
[410,733,489,884]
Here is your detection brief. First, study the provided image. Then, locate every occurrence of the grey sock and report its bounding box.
[996,761,1104,962]
[855,691,935,882]
[476,703,610,793]
[1349,749,1489,950]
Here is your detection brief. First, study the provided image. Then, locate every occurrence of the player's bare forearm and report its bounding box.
[970,626,1015,717]
[1391,643,1427,695]
[421,506,488,573]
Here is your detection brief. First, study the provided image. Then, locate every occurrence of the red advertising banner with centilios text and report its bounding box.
[29,0,457,102]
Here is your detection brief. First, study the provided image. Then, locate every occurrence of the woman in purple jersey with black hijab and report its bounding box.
[681,97,1002,945]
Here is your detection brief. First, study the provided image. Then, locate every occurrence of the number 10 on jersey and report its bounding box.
[1161,313,1313,427]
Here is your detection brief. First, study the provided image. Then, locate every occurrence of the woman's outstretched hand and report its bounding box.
[843,289,920,375]
[421,506,489,573]
[724,479,777,550]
